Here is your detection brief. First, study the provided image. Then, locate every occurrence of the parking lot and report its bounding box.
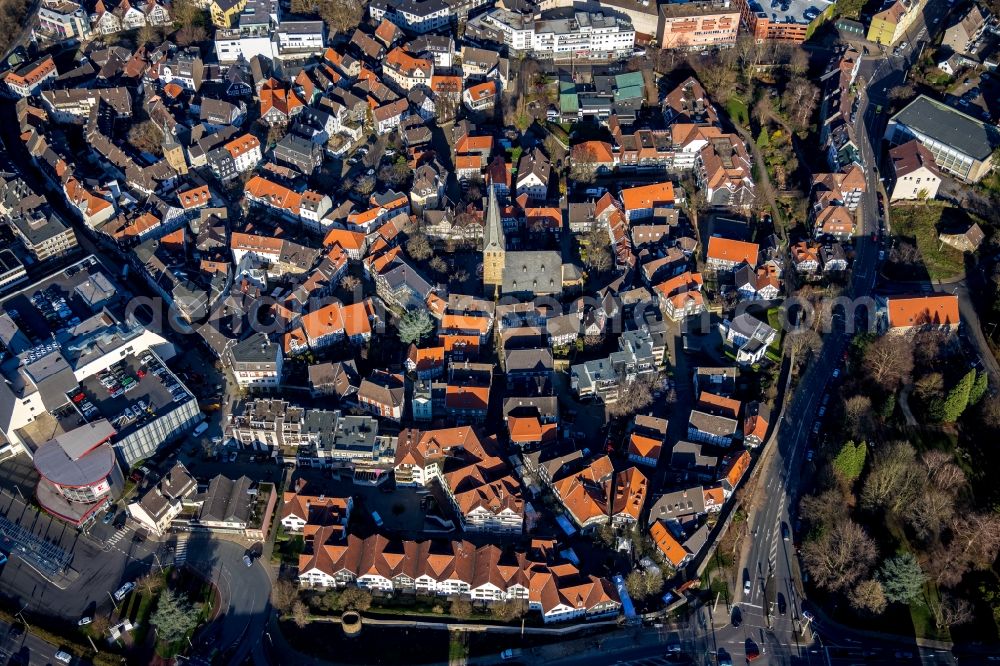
[291,467,454,538]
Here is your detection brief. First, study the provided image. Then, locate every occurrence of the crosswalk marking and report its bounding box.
[174,534,189,565]
[102,526,131,551]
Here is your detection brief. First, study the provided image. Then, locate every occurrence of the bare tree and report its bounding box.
[136,571,165,595]
[582,226,613,274]
[608,377,657,418]
[843,395,874,439]
[272,579,299,612]
[938,593,975,627]
[291,600,309,628]
[786,328,822,364]
[906,486,955,543]
[801,519,878,592]
[860,441,919,514]
[864,336,914,390]
[570,145,600,184]
[406,233,434,262]
[787,47,810,76]
[339,275,361,293]
[914,372,945,402]
[781,77,820,132]
[981,394,1000,428]
[128,120,164,156]
[697,63,738,104]
[849,579,887,616]
[920,450,966,493]
[946,512,1000,578]
[799,487,848,529]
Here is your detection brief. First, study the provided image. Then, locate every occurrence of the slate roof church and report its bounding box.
[482,184,563,298]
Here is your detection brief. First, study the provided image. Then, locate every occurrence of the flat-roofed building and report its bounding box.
[887,95,1000,183]
[658,1,740,50]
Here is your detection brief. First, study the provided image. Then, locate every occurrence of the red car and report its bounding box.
[137,369,146,378]
[71,392,85,403]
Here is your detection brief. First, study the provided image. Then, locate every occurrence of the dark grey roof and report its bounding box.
[688,410,737,436]
[503,251,563,295]
[647,486,706,525]
[892,95,1000,161]
[670,440,718,469]
[23,351,77,410]
[504,348,553,374]
[9,208,70,247]
[198,474,255,523]
[33,421,117,486]
[229,332,278,364]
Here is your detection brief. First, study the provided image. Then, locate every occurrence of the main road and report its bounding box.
[730,5,963,665]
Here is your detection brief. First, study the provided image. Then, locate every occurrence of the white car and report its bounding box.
[77,617,92,626]
[743,580,752,595]
[243,554,253,567]
[54,651,72,664]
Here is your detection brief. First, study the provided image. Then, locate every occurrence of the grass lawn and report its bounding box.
[766,306,785,355]
[889,203,971,281]
[911,581,951,642]
[448,633,468,662]
[726,97,749,128]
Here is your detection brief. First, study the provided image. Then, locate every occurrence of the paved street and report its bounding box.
[0,619,67,666]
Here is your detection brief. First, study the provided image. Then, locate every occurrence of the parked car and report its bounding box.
[77,617,92,626]
[243,554,253,567]
[54,651,72,664]
[113,582,135,601]
[192,422,209,437]
[102,510,115,525]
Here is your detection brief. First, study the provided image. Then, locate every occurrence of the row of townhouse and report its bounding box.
[298,532,620,623]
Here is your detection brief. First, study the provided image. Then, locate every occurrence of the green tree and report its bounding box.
[878,552,926,604]
[397,308,434,344]
[756,128,770,148]
[878,393,897,420]
[939,369,975,422]
[149,589,200,646]
[969,370,989,407]
[832,440,867,483]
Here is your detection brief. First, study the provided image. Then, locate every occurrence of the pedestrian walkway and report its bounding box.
[174,534,189,565]
[104,526,131,550]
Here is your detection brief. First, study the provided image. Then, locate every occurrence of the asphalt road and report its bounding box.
[0,619,68,666]
[724,8,963,666]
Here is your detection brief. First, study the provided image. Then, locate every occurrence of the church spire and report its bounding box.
[483,182,504,253]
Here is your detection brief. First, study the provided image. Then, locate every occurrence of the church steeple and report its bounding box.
[482,183,505,291]
[483,182,504,253]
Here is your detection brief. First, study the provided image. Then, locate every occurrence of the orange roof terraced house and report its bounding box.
[650,521,691,568]
[507,416,558,445]
[706,237,759,270]
[885,294,960,333]
[620,182,675,221]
